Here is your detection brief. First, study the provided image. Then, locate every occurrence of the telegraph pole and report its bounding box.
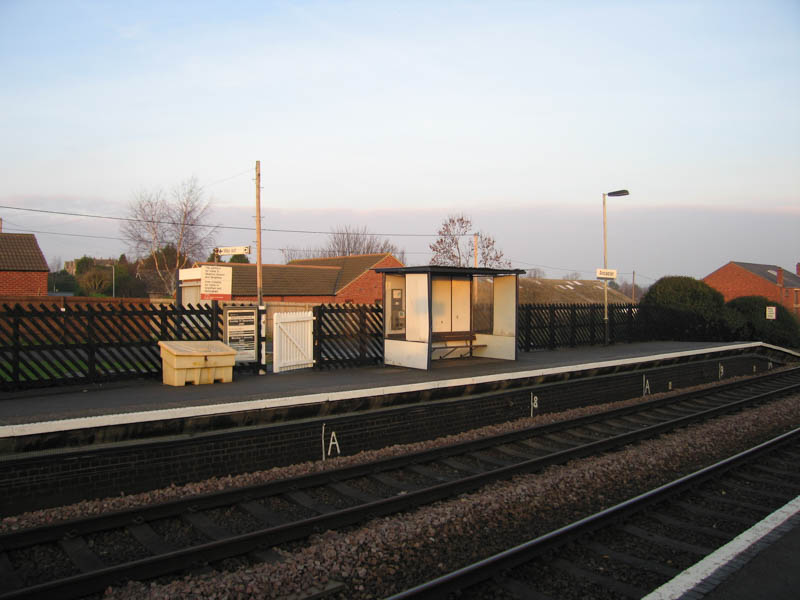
[255,160,263,305]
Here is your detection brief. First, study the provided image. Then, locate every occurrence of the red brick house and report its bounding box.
[181,253,404,304]
[703,261,800,318]
[0,232,49,296]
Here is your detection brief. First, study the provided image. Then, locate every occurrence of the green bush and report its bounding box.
[726,296,800,349]
[639,276,740,341]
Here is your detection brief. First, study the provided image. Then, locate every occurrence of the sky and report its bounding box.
[1,0,798,287]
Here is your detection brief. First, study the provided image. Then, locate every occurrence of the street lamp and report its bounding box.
[603,189,629,345]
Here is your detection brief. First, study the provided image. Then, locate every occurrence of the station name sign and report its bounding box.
[596,268,618,280]
[215,246,251,256]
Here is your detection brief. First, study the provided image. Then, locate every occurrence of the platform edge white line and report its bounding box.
[642,495,800,600]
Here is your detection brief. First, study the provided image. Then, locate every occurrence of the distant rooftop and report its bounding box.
[0,233,49,272]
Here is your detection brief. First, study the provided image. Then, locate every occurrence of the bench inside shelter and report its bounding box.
[375,265,525,370]
[430,330,486,358]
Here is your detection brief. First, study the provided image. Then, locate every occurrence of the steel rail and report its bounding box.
[1,372,798,599]
[4,367,797,552]
[384,426,800,599]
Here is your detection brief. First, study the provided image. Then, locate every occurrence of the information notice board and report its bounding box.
[224,306,259,362]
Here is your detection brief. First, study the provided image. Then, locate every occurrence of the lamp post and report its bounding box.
[603,189,629,345]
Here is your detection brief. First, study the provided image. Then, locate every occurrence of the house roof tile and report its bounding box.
[288,253,396,293]
[732,261,800,288]
[198,263,342,296]
[196,254,399,297]
[0,233,49,272]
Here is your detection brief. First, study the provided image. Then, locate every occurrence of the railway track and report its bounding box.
[1,368,799,600]
[387,425,800,600]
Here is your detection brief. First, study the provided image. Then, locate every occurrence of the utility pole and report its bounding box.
[632,270,636,302]
[255,160,263,305]
[473,233,478,268]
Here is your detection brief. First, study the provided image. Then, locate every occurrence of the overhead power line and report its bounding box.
[197,169,252,190]
[0,204,465,237]
[4,227,121,241]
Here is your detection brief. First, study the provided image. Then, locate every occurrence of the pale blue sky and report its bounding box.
[1,1,798,284]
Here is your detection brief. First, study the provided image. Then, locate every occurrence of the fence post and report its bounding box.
[12,305,21,386]
[359,304,367,364]
[548,305,556,349]
[159,305,168,340]
[87,306,96,382]
[569,305,576,347]
[609,304,616,344]
[376,302,385,364]
[313,305,322,368]
[211,301,220,340]
[589,305,597,346]
[176,302,183,340]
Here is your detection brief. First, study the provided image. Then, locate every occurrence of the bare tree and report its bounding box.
[48,256,63,273]
[619,279,646,302]
[561,272,583,280]
[280,246,328,262]
[429,214,510,268]
[281,225,406,264]
[526,267,546,278]
[77,267,111,296]
[121,177,217,296]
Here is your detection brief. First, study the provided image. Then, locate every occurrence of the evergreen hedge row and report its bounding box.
[637,276,800,349]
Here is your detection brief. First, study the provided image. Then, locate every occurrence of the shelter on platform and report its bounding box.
[374,265,525,370]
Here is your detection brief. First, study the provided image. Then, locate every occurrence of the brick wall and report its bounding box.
[335,255,403,304]
[0,295,152,307]
[0,271,48,297]
[704,263,800,317]
[234,295,336,303]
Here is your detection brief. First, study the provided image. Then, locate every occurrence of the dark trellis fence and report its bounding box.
[517,303,640,351]
[3,300,652,391]
[313,303,383,369]
[0,302,222,391]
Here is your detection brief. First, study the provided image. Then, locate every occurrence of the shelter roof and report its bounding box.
[730,261,800,288]
[0,233,49,272]
[375,265,525,277]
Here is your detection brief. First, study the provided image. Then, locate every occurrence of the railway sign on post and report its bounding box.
[596,268,618,280]
[215,246,251,256]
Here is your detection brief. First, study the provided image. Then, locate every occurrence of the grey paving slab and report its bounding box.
[0,342,755,427]
[694,514,800,600]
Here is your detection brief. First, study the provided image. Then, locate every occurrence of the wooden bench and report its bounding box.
[430,331,486,359]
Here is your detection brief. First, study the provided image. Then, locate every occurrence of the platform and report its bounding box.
[0,341,796,435]
[645,495,800,600]
[0,340,797,516]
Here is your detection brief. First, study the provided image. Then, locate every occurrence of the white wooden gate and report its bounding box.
[273,311,315,373]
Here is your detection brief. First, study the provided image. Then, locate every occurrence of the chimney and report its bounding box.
[776,267,783,287]
[796,262,800,277]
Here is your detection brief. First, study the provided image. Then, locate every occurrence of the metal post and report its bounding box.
[255,160,263,306]
[603,192,609,345]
